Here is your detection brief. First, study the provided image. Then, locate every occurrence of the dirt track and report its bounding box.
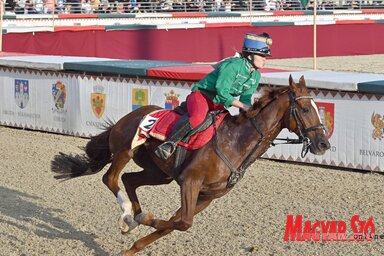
[1,55,384,256]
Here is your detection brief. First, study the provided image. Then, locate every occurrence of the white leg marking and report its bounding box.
[117,190,132,213]
[117,190,139,233]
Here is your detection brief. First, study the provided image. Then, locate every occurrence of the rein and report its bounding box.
[212,88,326,188]
[282,92,326,158]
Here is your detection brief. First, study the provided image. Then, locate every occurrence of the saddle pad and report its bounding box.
[132,109,228,150]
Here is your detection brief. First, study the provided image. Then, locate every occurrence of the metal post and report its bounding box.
[313,0,317,70]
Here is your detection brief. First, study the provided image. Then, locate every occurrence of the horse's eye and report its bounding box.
[302,107,310,113]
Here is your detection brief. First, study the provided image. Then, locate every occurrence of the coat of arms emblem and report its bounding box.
[316,102,335,139]
[371,112,384,140]
[52,81,67,109]
[164,90,180,110]
[91,85,106,119]
[15,79,29,109]
[132,88,148,110]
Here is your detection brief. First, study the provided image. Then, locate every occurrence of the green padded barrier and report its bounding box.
[375,20,384,23]
[4,15,16,19]
[251,21,295,26]
[97,13,137,18]
[63,59,190,77]
[206,12,242,17]
[357,80,384,94]
[105,24,158,31]
[303,10,334,15]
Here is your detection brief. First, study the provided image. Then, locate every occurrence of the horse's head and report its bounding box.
[285,75,330,156]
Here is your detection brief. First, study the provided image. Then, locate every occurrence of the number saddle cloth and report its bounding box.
[131,108,228,150]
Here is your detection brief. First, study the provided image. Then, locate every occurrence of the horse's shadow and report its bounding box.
[0,186,109,256]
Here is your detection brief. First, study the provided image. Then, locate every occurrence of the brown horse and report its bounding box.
[51,75,330,255]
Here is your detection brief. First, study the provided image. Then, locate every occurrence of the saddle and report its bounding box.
[132,103,228,176]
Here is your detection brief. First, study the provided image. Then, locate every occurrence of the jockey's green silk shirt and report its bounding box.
[192,57,261,108]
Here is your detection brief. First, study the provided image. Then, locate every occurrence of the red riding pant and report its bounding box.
[186,91,225,128]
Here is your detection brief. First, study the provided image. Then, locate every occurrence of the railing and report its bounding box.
[3,0,384,15]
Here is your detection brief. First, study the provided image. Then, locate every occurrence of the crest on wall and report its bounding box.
[132,88,148,111]
[316,102,335,139]
[164,90,180,110]
[371,112,384,140]
[14,79,29,109]
[91,85,106,119]
[52,81,67,109]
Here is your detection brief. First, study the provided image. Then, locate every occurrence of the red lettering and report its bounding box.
[284,215,303,241]
[338,221,347,241]
[302,221,312,241]
[311,221,321,241]
[328,221,337,241]
[321,220,330,241]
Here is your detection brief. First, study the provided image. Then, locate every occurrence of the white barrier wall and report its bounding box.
[0,68,383,172]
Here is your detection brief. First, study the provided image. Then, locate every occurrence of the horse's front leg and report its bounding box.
[135,177,203,231]
[123,197,213,256]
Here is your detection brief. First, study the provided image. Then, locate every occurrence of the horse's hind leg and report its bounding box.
[102,149,137,232]
[120,169,172,233]
[122,198,212,256]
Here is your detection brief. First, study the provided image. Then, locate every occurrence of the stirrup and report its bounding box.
[155,141,177,160]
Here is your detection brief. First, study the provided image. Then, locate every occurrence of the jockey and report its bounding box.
[155,32,272,160]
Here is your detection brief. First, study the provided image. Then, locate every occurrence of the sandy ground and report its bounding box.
[1,55,384,256]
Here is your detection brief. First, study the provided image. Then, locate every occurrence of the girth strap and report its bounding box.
[212,115,263,188]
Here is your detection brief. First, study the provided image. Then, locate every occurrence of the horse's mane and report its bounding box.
[236,86,289,124]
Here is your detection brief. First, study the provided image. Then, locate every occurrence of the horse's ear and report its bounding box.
[289,74,298,91]
[299,75,306,87]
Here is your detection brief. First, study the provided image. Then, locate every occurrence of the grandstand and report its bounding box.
[2,0,384,15]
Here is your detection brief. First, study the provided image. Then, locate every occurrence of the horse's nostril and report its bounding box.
[319,141,331,150]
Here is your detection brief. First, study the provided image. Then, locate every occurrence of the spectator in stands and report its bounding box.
[14,0,27,14]
[67,0,82,13]
[214,0,223,11]
[56,0,65,13]
[196,0,206,11]
[31,0,44,13]
[224,0,235,11]
[89,0,100,12]
[99,0,110,12]
[321,0,335,9]
[155,32,273,160]
[128,0,141,12]
[5,0,17,13]
[159,0,173,11]
[185,0,199,11]
[81,0,92,13]
[44,0,56,13]
[172,0,185,11]
[264,0,277,10]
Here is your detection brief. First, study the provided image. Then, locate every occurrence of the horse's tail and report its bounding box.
[51,123,113,180]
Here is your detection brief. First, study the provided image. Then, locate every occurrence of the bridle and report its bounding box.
[273,91,326,158]
[212,88,326,188]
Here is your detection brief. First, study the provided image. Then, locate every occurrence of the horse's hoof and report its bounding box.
[134,212,154,225]
[118,214,139,234]
[120,249,133,256]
